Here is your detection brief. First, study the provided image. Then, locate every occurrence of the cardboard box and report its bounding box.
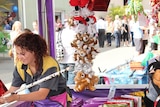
[129,62,144,70]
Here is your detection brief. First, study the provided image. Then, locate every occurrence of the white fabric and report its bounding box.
[113,19,121,32]
[57,26,76,63]
[149,25,157,42]
[132,21,143,39]
[96,19,106,31]
[129,20,135,32]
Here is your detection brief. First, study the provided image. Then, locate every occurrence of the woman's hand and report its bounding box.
[0,94,18,104]
[0,96,7,104]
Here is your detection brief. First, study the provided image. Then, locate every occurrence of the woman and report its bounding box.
[0,33,69,106]
[105,16,113,47]
[113,15,121,48]
[9,21,23,64]
[121,17,129,47]
[132,21,144,56]
[32,20,39,34]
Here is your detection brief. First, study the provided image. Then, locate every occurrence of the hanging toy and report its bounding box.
[69,0,99,92]
[149,0,160,23]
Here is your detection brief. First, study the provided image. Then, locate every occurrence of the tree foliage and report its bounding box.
[108,4,127,20]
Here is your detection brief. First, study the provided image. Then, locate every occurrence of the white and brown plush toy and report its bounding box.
[69,0,99,92]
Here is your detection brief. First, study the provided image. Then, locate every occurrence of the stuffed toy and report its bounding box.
[74,71,90,92]
[86,74,99,91]
[81,6,94,18]
[82,33,97,46]
[71,7,81,17]
[149,0,160,23]
[71,33,98,64]
[75,23,87,34]
[76,48,87,64]
[69,0,90,8]
[71,33,84,48]
[74,71,99,92]
[86,15,97,35]
[73,16,88,34]
[144,59,160,107]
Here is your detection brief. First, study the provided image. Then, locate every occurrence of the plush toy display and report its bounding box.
[69,0,99,92]
[144,59,160,107]
[149,0,160,23]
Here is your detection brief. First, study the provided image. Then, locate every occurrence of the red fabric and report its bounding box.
[73,16,87,25]
[0,80,8,96]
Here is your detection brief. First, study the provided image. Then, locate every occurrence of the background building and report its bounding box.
[14,0,152,31]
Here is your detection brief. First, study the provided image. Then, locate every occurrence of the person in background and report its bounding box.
[3,19,11,30]
[23,28,32,33]
[32,20,39,34]
[7,15,14,30]
[105,16,114,47]
[142,28,149,54]
[0,33,70,107]
[129,15,135,46]
[132,20,145,56]
[96,16,106,48]
[149,19,158,51]
[121,16,129,47]
[59,18,76,85]
[10,21,23,64]
[55,18,63,32]
[113,15,122,48]
[10,21,22,44]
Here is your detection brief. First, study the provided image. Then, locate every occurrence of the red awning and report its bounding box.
[88,0,110,11]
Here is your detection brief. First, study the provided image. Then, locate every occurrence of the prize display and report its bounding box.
[69,0,99,92]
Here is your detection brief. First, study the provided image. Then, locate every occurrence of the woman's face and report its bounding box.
[32,22,38,30]
[15,46,35,65]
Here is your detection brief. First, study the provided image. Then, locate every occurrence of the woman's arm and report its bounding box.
[0,87,50,104]
[6,86,20,95]
[0,86,19,104]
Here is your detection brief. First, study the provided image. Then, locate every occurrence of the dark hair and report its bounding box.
[23,28,32,33]
[13,32,48,72]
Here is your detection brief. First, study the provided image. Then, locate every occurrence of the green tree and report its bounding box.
[108,4,127,20]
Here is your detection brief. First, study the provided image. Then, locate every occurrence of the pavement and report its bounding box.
[0,41,137,89]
